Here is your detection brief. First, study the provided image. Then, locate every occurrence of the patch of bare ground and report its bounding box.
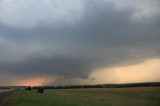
[52,87,160,92]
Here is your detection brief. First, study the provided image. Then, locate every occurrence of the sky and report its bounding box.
[0,0,160,86]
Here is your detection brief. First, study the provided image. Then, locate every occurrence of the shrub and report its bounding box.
[25,86,32,91]
[38,88,44,93]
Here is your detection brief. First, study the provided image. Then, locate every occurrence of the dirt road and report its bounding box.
[0,91,14,106]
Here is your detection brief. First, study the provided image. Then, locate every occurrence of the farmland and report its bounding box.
[4,87,160,106]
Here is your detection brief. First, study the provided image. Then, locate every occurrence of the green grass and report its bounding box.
[5,87,160,106]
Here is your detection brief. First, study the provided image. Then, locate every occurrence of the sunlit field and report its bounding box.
[5,87,160,106]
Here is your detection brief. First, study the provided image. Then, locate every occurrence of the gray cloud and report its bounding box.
[0,0,84,29]
[0,0,160,85]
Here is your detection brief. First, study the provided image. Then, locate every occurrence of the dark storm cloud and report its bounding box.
[0,0,160,80]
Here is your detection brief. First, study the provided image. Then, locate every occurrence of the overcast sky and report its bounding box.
[0,0,160,86]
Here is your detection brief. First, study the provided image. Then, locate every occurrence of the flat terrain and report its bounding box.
[5,87,160,106]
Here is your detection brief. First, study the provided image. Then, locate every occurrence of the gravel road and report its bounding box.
[0,90,14,106]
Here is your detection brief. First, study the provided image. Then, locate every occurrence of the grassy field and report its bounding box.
[5,87,160,106]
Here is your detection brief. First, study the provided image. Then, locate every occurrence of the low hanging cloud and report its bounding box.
[0,0,160,85]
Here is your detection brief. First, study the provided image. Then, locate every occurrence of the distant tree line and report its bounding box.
[32,82,160,89]
[25,86,44,93]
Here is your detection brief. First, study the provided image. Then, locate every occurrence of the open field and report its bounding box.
[5,87,160,106]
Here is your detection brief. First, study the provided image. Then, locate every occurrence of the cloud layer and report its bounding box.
[0,0,160,85]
